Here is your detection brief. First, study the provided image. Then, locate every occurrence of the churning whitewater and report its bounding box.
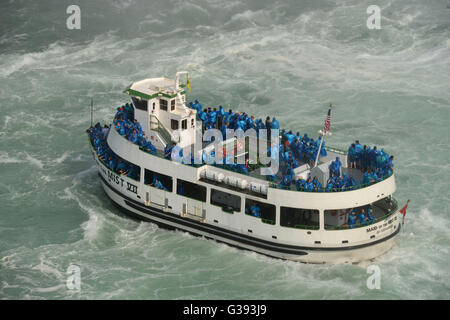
[1,0,449,299]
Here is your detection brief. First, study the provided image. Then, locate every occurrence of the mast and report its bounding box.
[313,103,333,167]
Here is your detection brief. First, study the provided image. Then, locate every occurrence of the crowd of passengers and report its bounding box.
[188,100,329,183]
[347,140,394,184]
[107,100,394,192]
[88,122,141,180]
[347,206,377,228]
[113,103,157,155]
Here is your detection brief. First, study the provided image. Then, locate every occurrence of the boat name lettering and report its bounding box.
[107,170,123,186]
[366,226,377,233]
[127,182,138,194]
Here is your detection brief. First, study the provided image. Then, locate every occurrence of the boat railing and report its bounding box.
[268,171,393,193]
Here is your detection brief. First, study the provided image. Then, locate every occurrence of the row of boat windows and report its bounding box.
[132,97,176,112]
[132,97,192,130]
[141,169,320,228]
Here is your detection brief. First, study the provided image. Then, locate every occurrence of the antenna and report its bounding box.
[90,97,93,128]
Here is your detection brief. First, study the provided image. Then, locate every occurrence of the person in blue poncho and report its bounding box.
[250,202,261,218]
[348,143,357,168]
[348,174,358,188]
[271,117,280,129]
[361,145,369,171]
[304,177,314,191]
[348,210,357,229]
[302,133,310,144]
[312,177,322,191]
[366,206,376,221]
[152,176,167,191]
[280,174,292,189]
[164,143,173,159]
[341,172,349,188]
[359,209,369,225]
[354,140,363,167]
[369,170,378,183]
[177,182,184,195]
[146,141,157,155]
[361,172,370,185]
[369,146,378,169]
[334,157,342,177]
[296,177,306,191]
[325,179,334,192]
[127,165,139,180]
[107,156,115,171]
[116,160,128,174]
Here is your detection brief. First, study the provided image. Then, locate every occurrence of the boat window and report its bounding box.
[177,179,206,202]
[280,207,319,230]
[171,99,175,111]
[131,97,148,111]
[211,189,241,213]
[160,99,168,111]
[181,119,187,130]
[191,118,194,127]
[324,198,396,230]
[171,119,179,130]
[144,169,173,192]
[245,199,276,225]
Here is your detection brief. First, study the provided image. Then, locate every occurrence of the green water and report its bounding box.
[1,0,449,299]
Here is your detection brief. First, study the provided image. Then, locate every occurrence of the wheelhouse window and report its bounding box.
[245,199,276,225]
[144,169,173,192]
[181,119,187,130]
[280,207,319,230]
[177,179,206,202]
[160,99,168,111]
[210,189,241,213]
[131,97,148,111]
[171,99,175,111]
[171,119,179,130]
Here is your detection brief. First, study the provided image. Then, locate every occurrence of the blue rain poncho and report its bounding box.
[367,207,375,220]
[271,117,280,129]
[359,212,369,225]
[250,205,261,217]
[348,211,357,228]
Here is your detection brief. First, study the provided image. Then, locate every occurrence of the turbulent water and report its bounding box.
[1,0,449,299]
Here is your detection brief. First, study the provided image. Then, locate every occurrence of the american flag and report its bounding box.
[323,104,332,133]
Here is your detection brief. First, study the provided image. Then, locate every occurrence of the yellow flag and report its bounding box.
[186,74,191,92]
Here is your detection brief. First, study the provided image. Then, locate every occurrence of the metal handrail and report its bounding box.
[150,114,176,145]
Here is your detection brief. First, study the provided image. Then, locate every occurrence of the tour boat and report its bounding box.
[87,71,400,264]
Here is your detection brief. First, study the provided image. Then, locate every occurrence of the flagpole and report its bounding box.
[90,97,93,128]
[314,133,325,168]
[313,103,332,168]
